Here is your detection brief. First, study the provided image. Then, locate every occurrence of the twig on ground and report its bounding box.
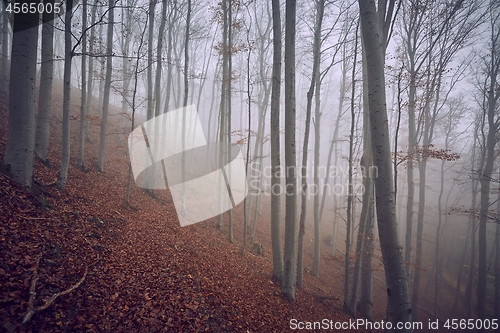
[21,262,89,326]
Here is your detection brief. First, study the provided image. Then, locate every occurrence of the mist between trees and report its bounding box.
[1,0,500,331]
[247,163,376,198]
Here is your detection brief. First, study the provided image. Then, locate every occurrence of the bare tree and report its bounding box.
[57,0,74,191]
[78,0,88,170]
[35,0,55,167]
[476,1,500,320]
[297,0,324,287]
[282,0,297,302]
[344,20,358,311]
[358,0,413,328]
[2,1,39,187]
[97,0,115,173]
[270,0,284,282]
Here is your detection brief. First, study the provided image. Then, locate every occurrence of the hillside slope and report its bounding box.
[0,86,360,332]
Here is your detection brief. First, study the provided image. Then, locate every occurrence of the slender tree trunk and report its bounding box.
[147,0,156,120]
[344,23,358,309]
[411,157,426,320]
[78,0,88,169]
[241,16,252,255]
[97,0,115,172]
[163,5,175,113]
[282,0,297,302]
[270,0,283,282]
[359,42,375,321]
[57,0,74,191]
[155,0,167,117]
[178,0,191,219]
[35,0,55,166]
[217,0,228,231]
[477,69,498,322]
[298,0,324,286]
[227,0,233,242]
[350,41,373,317]
[126,9,149,205]
[358,1,413,329]
[86,0,97,124]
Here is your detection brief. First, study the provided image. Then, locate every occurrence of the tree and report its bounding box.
[282,0,297,302]
[344,20,359,311]
[35,0,55,167]
[217,0,229,231]
[297,0,324,287]
[97,0,115,173]
[350,31,375,318]
[358,0,413,329]
[155,0,167,118]
[2,0,39,187]
[270,0,284,282]
[78,0,88,170]
[57,0,74,191]
[476,1,500,320]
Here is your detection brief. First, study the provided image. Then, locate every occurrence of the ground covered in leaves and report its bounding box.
[0,88,364,332]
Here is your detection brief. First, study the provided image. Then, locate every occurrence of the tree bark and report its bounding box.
[270,0,284,282]
[358,1,413,329]
[78,0,88,169]
[282,0,297,302]
[3,1,39,188]
[57,0,74,191]
[35,0,55,166]
[97,0,115,172]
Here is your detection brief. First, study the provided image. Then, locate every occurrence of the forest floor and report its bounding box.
[0,85,370,332]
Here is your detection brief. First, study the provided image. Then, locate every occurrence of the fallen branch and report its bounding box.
[112,210,125,219]
[22,254,42,326]
[315,295,340,304]
[18,216,61,222]
[22,266,88,326]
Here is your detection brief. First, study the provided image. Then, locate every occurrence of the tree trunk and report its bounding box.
[270,0,283,282]
[477,62,498,322]
[35,0,55,166]
[217,0,228,231]
[358,1,413,329]
[297,0,324,287]
[86,0,98,129]
[78,0,88,169]
[3,1,39,188]
[350,40,373,317]
[282,0,297,302]
[57,0,74,191]
[155,0,166,117]
[344,23,358,310]
[227,0,233,242]
[97,0,115,172]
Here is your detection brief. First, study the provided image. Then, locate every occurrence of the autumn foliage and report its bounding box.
[0,89,357,332]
